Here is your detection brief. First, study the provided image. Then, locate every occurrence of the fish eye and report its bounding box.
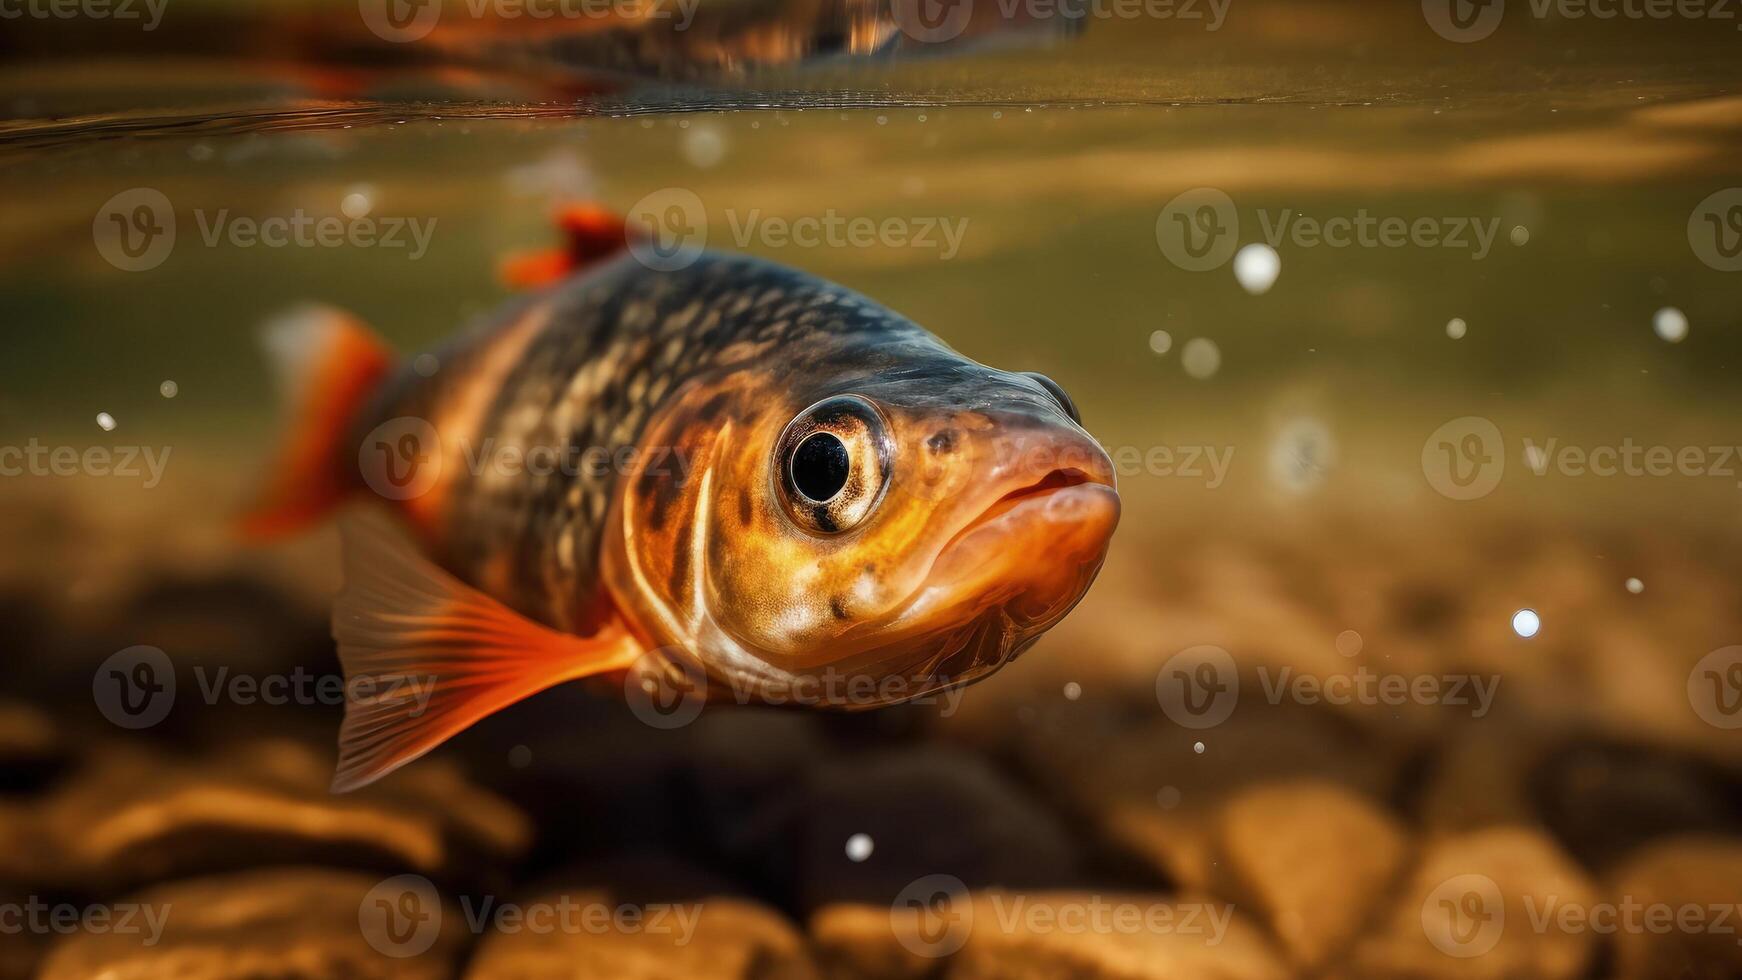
[775,395,891,535]
[1022,371,1081,425]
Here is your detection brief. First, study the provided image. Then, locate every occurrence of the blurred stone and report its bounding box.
[1414,715,1553,833]
[36,869,466,980]
[1212,780,1410,970]
[0,802,62,890]
[1534,742,1742,871]
[0,888,44,980]
[782,748,1083,913]
[34,740,528,892]
[809,903,935,980]
[1034,702,1397,891]
[1345,826,1596,980]
[813,890,1287,980]
[0,699,64,792]
[1606,836,1742,980]
[465,854,815,980]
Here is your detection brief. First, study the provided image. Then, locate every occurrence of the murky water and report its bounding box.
[2,2,1741,977]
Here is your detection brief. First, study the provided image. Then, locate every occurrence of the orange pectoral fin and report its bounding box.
[329,512,644,793]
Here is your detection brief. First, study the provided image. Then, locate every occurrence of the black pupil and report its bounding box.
[792,432,851,502]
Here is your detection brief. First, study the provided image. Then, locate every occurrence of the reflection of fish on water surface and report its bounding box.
[241,205,1119,792]
[1,0,1083,101]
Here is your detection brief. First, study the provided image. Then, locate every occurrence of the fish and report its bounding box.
[243,204,1119,792]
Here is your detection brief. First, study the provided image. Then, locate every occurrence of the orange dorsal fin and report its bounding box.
[239,305,396,540]
[499,203,635,289]
[329,512,644,792]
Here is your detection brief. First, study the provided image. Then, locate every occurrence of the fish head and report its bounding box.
[614,340,1119,708]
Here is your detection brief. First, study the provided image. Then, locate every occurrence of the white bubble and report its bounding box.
[845,833,874,862]
[1335,629,1363,657]
[1063,682,1081,701]
[1181,338,1221,380]
[508,745,532,768]
[682,124,727,169]
[1653,307,1688,343]
[1512,608,1541,638]
[1155,786,1181,809]
[340,185,375,220]
[413,353,440,377]
[1192,740,1205,754]
[1446,317,1467,340]
[1233,243,1281,295]
[96,412,116,432]
[1510,225,1530,246]
[159,380,178,399]
[1148,330,1173,355]
[1625,577,1644,594]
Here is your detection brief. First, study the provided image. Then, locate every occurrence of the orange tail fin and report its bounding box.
[239,305,396,540]
[499,203,637,290]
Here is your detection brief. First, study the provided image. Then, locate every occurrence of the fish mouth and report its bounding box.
[895,466,1121,631]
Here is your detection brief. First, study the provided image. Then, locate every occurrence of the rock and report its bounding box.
[465,855,815,980]
[33,739,528,893]
[809,903,936,980]
[36,868,467,980]
[1413,714,1554,833]
[1033,702,1398,892]
[1606,836,1742,980]
[0,699,63,790]
[1533,742,1742,872]
[1211,780,1410,970]
[781,748,1084,913]
[1344,826,1596,980]
[0,888,44,980]
[812,890,1287,980]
